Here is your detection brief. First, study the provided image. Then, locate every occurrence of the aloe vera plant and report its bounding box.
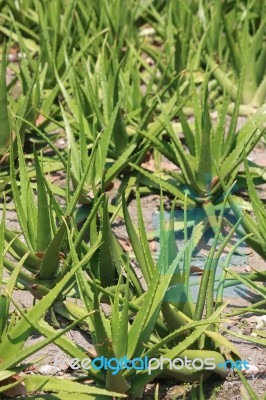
[0,205,123,399]
[132,81,266,217]
[6,138,67,281]
[51,189,256,397]
[3,134,106,298]
[202,0,266,113]
[0,0,82,86]
[25,187,252,396]
[124,187,254,320]
[1,183,263,398]
[4,133,134,318]
[1,190,226,397]
[65,239,227,397]
[223,158,266,261]
[0,0,148,90]
[52,43,192,205]
[0,41,49,170]
[141,0,197,81]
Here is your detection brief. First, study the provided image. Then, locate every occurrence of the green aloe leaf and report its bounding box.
[0,43,10,155]
[122,192,152,284]
[131,304,228,392]
[23,375,127,398]
[0,237,101,359]
[127,245,186,359]
[245,157,266,238]
[98,198,118,287]
[38,219,68,281]
[34,149,53,252]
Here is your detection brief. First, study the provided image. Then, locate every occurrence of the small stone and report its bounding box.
[39,365,60,375]
[242,364,259,378]
[245,316,258,324]
[255,315,266,329]
[242,327,252,335]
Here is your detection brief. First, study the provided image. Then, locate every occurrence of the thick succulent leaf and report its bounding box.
[38,219,68,280]
[131,304,227,392]
[0,237,101,359]
[127,245,186,359]
[122,193,151,284]
[0,253,29,339]
[4,229,41,271]
[0,43,10,155]
[34,150,53,252]
[196,85,213,189]
[130,163,195,205]
[204,330,240,358]
[23,376,127,398]
[245,157,266,238]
